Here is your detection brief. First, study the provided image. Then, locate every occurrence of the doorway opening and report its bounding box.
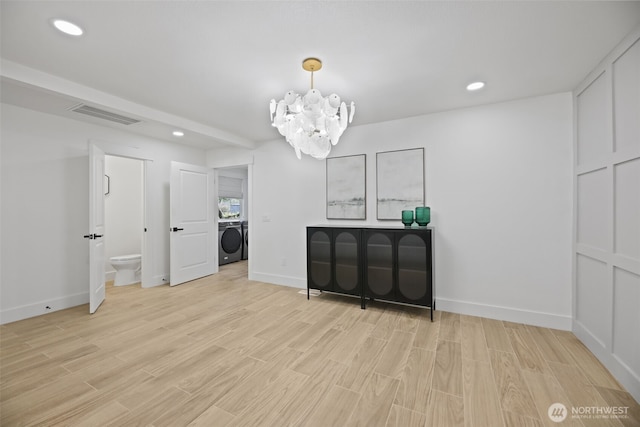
[104,155,145,288]
[216,166,249,279]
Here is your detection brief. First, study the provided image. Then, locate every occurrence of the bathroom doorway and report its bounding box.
[104,155,145,286]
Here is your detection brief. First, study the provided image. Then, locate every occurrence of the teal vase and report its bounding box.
[415,206,430,226]
[401,210,414,226]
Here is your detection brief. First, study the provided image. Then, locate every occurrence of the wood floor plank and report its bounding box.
[394,347,436,412]
[327,321,375,363]
[462,358,505,427]
[413,312,440,351]
[301,384,362,427]
[267,360,347,427]
[482,317,513,352]
[506,328,552,375]
[461,321,490,362]
[370,309,401,340]
[347,372,400,427]
[106,386,190,427]
[425,389,465,427]
[226,368,308,427]
[489,350,540,419]
[525,325,573,365]
[215,347,302,416]
[595,385,640,427]
[1,377,96,426]
[291,328,344,376]
[374,329,415,378]
[336,335,388,393]
[547,361,622,427]
[386,404,428,427]
[502,411,545,427]
[186,405,235,427]
[433,340,463,397]
[71,400,130,426]
[559,333,624,390]
[439,311,461,342]
[35,370,153,425]
[521,370,583,427]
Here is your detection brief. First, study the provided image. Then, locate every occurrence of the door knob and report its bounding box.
[83,234,94,239]
[171,227,184,232]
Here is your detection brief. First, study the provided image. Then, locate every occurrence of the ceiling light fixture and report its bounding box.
[52,19,84,36]
[270,58,355,160]
[172,130,184,137]
[466,81,485,91]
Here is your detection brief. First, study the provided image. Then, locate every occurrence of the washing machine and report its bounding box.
[219,221,242,265]
[241,221,248,260]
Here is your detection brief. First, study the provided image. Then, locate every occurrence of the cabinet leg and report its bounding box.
[307,288,310,300]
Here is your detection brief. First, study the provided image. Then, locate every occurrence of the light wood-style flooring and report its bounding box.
[1,261,638,426]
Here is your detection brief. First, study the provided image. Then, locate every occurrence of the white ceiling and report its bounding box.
[2,1,640,150]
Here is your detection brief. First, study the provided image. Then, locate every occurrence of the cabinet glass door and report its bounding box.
[309,230,331,289]
[334,231,359,294]
[397,233,428,303]
[365,232,393,298]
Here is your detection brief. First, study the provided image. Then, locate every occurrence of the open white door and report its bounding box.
[170,162,216,286]
[87,144,106,313]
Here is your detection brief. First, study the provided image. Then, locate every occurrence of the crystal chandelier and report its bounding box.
[270,58,355,160]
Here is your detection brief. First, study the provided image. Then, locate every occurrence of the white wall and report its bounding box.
[573,28,640,402]
[211,92,574,329]
[0,103,206,323]
[104,155,143,280]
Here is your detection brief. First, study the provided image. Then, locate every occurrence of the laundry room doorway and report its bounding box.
[216,165,250,279]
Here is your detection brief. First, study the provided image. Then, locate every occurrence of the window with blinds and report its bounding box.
[218,176,243,219]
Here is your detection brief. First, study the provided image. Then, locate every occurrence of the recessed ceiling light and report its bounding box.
[466,81,485,91]
[172,131,184,137]
[52,19,84,36]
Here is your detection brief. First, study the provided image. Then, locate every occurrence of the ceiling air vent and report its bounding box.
[70,104,141,125]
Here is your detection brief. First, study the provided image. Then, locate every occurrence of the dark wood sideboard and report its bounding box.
[306,226,435,321]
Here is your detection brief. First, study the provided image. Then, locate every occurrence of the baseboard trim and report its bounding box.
[249,272,306,289]
[573,321,640,403]
[143,275,169,288]
[106,270,116,282]
[0,292,89,325]
[425,297,572,330]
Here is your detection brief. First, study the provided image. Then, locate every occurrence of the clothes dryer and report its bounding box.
[219,221,242,265]
[241,221,248,260]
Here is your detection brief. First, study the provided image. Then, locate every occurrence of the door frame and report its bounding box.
[104,154,151,288]
[90,140,153,291]
[214,163,253,277]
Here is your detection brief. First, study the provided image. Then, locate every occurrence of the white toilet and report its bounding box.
[110,254,141,286]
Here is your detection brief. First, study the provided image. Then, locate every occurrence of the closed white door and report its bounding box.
[88,144,106,313]
[170,162,217,286]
